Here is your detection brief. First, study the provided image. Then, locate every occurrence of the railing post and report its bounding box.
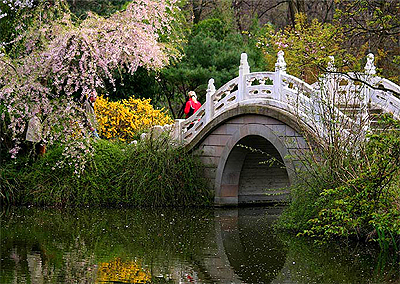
[364,53,376,106]
[326,55,336,102]
[274,50,286,102]
[172,119,184,142]
[238,53,250,102]
[205,78,215,124]
[362,53,376,130]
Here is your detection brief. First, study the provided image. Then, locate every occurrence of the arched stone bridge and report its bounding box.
[169,52,400,206]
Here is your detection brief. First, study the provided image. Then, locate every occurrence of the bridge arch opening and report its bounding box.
[237,135,290,204]
[214,123,294,206]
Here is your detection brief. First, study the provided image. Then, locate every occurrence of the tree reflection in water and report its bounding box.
[1,206,399,283]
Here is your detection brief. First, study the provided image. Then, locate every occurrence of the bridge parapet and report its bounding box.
[312,54,400,119]
[171,52,400,146]
[211,77,239,118]
[175,76,242,142]
[369,77,400,118]
[245,72,275,99]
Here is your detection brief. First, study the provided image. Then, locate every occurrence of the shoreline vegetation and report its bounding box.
[0,137,213,207]
[276,115,400,253]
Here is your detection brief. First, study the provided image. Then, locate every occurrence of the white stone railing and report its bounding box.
[369,77,400,119]
[170,52,400,145]
[211,77,239,118]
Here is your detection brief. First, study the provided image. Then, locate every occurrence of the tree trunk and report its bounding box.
[232,0,244,32]
[288,0,305,27]
[192,0,202,24]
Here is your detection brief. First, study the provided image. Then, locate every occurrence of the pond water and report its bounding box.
[1,206,399,284]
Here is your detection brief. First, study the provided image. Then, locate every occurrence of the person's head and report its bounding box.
[188,91,197,101]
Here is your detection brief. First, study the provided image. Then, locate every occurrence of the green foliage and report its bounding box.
[1,137,213,207]
[0,102,13,164]
[0,3,17,50]
[278,115,400,251]
[0,161,21,205]
[192,18,229,40]
[257,13,364,83]
[66,0,131,19]
[103,67,161,102]
[157,16,267,118]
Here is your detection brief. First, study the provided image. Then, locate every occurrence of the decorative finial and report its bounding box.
[240,53,248,64]
[327,56,336,72]
[364,53,376,75]
[275,50,286,72]
[207,78,215,93]
[239,52,250,75]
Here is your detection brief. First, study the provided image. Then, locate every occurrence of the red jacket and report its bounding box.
[184,99,201,118]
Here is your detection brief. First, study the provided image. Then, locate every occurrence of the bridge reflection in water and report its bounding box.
[201,207,287,283]
[2,207,398,283]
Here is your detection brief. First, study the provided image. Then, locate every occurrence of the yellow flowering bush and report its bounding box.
[95,96,173,141]
[96,257,151,283]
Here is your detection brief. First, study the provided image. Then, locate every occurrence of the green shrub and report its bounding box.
[277,115,400,251]
[1,137,213,207]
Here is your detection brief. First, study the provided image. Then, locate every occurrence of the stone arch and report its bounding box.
[185,103,316,152]
[214,123,295,206]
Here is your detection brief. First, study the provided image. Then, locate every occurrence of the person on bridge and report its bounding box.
[184,91,202,130]
[184,91,201,118]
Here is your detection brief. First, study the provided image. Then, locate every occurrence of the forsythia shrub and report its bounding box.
[95,96,173,141]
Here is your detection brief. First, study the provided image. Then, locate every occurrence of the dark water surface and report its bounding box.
[1,206,399,284]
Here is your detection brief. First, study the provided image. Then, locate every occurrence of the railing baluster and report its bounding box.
[205,78,215,124]
[274,50,286,102]
[238,53,250,102]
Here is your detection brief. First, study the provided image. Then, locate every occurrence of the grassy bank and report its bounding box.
[0,138,213,207]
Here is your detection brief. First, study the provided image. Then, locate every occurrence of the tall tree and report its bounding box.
[257,13,354,83]
[185,0,216,24]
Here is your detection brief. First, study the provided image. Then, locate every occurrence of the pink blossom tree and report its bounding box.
[0,0,178,171]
